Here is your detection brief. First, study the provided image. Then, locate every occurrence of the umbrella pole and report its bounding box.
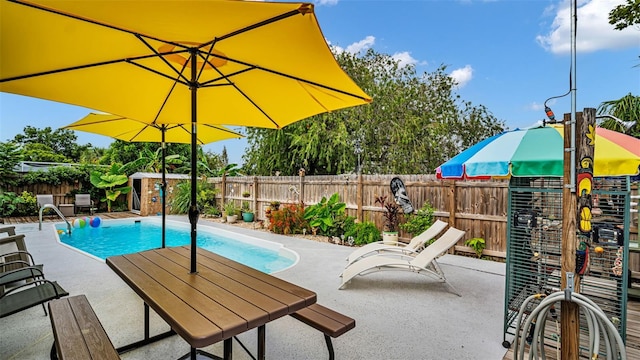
[188,49,199,273]
[161,127,166,249]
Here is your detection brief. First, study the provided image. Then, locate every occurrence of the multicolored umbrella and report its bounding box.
[436,124,640,179]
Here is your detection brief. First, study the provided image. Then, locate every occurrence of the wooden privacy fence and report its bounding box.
[5,183,80,206]
[213,174,510,258]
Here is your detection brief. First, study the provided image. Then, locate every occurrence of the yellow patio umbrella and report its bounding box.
[1,0,372,273]
[63,112,244,248]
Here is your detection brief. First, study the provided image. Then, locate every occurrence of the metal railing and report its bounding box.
[38,205,72,234]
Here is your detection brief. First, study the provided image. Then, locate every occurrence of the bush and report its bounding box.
[268,203,307,235]
[171,180,218,214]
[399,201,435,236]
[0,191,37,216]
[304,193,346,236]
[344,220,381,246]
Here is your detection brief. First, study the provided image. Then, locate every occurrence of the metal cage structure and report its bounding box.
[503,176,631,354]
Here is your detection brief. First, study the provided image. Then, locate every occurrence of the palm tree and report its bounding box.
[597,93,640,138]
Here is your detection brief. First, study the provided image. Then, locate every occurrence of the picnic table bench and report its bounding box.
[49,295,120,360]
[291,303,355,360]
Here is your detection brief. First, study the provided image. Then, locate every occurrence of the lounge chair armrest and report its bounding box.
[0,279,61,299]
[0,226,16,236]
[0,265,45,281]
[1,260,34,271]
[0,250,36,265]
[0,234,26,249]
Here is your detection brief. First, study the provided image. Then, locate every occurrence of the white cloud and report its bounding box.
[450,65,473,88]
[345,36,376,54]
[391,51,420,68]
[536,0,639,54]
[529,101,546,112]
[315,0,339,5]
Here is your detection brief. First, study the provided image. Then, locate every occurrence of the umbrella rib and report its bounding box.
[209,8,308,44]
[201,54,371,102]
[134,34,190,84]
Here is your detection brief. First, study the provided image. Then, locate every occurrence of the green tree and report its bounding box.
[242,48,504,175]
[597,93,640,138]
[221,146,229,166]
[609,0,640,30]
[100,141,190,174]
[0,141,23,189]
[21,142,70,162]
[13,126,89,162]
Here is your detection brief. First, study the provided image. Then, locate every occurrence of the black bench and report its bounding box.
[48,295,120,360]
[291,303,356,360]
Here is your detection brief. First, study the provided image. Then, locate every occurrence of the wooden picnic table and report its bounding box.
[106,246,316,360]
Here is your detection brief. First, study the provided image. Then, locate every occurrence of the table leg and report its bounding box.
[116,302,175,354]
[223,338,232,360]
[258,325,265,360]
[145,303,150,339]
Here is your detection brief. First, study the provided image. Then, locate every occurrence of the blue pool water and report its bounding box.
[55,219,296,274]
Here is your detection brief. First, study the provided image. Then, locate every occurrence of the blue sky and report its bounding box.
[1,0,638,166]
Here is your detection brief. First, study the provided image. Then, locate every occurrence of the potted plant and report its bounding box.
[241,200,254,222]
[224,201,238,223]
[375,195,400,244]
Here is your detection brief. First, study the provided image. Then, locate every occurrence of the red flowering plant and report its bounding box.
[374,195,400,232]
[267,203,308,235]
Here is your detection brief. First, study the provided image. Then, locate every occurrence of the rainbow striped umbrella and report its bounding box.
[436,124,640,179]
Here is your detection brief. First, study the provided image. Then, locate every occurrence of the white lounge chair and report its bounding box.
[339,227,466,295]
[345,219,448,266]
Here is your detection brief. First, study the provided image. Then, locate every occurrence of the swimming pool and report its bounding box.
[54,218,297,274]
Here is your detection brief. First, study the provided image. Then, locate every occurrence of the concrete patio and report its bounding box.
[1,216,509,360]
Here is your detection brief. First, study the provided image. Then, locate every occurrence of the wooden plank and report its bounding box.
[106,254,224,348]
[49,298,93,360]
[68,296,119,360]
[561,111,579,359]
[142,250,271,328]
[49,295,120,360]
[291,304,355,337]
[172,247,314,312]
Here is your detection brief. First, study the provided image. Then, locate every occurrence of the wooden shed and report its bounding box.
[128,172,190,216]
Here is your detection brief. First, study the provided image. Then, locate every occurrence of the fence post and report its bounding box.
[252,176,258,216]
[298,168,305,205]
[357,173,363,222]
[221,173,226,206]
[448,180,456,226]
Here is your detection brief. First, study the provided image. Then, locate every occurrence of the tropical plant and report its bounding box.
[597,93,640,138]
[223,201,238,216]
[303,193,347,235]
[170,179,218,214]
[122,147,184,174]
[241,200,252,214]
[216,163,243,177]
[268,203,307,235]
[465,237,486,258]
[400,201,436,236]
[374,195,400,232]
[344,220,381,246]
[90,163,131,212]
